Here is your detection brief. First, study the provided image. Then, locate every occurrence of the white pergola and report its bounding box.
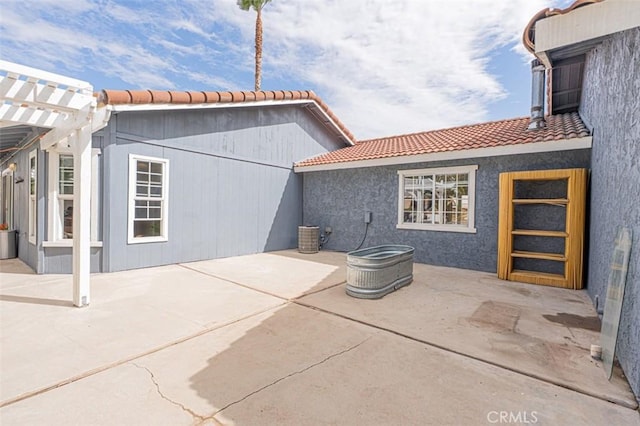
[0,60,111,307]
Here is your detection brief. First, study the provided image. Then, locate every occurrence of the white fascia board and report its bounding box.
[111,99,355,146]
[91,105,112,132]
[535,0,640,55]
[294,136,592,173]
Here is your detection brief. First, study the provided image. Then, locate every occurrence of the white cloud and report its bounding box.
[0,0,559,139]
[251,0,550,138]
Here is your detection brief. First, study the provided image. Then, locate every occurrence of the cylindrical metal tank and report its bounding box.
[346,245,414,299]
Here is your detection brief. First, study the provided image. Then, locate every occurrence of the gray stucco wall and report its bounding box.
[302,149,591,273]
[102,105,344,272]
[579,28,640,398]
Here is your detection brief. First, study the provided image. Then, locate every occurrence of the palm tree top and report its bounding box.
[237,0,271,12]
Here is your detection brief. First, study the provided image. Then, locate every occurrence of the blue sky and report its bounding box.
[1,0,572,140]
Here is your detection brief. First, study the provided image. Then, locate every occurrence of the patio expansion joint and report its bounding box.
[293,301,640,410]
[177,264,289,301]
[207,336,372,420]
[132,362,206,422]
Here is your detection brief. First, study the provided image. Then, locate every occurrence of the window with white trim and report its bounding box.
[28,150,37,244]
[128,155,169,243]
[58,154,74,238]
[397,165,477,233]
[46,150,101,244]
[1,167,15,230]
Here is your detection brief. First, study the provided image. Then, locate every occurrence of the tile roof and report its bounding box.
[295,113,590,168]
[97,89,355,144]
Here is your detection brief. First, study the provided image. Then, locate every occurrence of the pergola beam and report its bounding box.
[0,60,93,93]
[0,60,111,308]
[39,104,111,151]
[39,105,92,150]
[0,103,67,128]
[0,76,95,113]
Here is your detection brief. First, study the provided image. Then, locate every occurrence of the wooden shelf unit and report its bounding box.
[511,250,567,261]
[497,168,587,289]
[511,229,568,237]
[512,198,569,205]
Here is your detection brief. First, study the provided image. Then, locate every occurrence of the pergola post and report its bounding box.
[72,124,92,307]
[1,60,111,308]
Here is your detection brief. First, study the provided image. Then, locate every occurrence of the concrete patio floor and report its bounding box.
[1,250,638,425]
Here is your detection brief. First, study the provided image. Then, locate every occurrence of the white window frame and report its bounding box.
[44,149,102,247]
[28,150,37,244]
[127,154,169,244]
[397,165,477,233]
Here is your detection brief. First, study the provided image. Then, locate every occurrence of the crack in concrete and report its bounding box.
[132,362,205,423]
[208,337,371,420]
[1,305,283,409]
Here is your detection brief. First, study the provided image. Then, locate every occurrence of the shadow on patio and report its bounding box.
[179,251,637,423]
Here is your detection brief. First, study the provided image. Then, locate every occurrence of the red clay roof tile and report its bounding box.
[127,90,153,104]
[149,90,171,103]
[168,91,191,103]
[103,90,131,104]
[229,91,245,102]
[242,91,256,102]
[263,91,275,100]
[296,113,590,168]
[201,91,218,103]
[188,91,205,103]
[218,91,233,102]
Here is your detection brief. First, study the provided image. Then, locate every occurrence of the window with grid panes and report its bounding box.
[397,165,477,233]
[58,154,74,238]
[128,155,168,243]
[46,150,100,244]
[28,150,37,243]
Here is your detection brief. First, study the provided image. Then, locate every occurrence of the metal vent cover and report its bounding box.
[298,226,319,254]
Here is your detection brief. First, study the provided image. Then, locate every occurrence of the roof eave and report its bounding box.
[294,136,592,173]
[528,0,640,67]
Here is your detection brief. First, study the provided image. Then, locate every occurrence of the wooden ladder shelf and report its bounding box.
[497,168,587,289]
